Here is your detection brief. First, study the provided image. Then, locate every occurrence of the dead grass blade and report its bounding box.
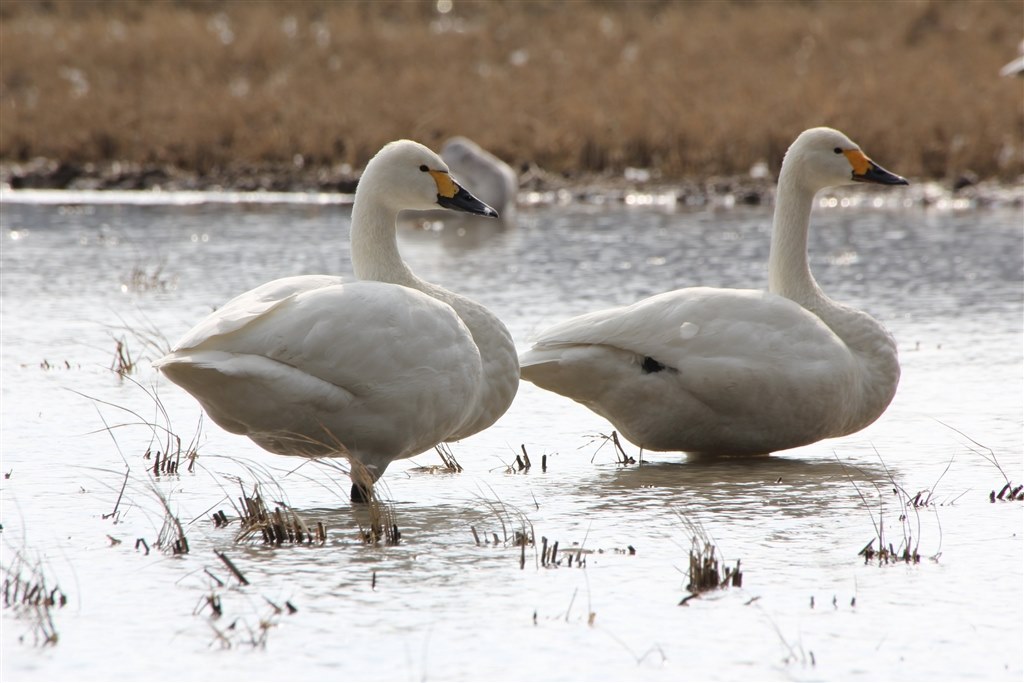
[583,430,639,465]
[672,510,743,605]
[1,546,68,646]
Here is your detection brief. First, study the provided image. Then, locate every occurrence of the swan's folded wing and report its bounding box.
[161,281,483,401]
[168,275,344,351]
[522,287,847,371]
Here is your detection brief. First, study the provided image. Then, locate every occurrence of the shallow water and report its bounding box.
[1,190,1022,681]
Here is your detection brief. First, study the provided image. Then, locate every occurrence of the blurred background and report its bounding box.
[1,0,1022,190]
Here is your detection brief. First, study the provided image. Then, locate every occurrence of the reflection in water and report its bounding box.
[576,455,892,522]
[607,454,886,490]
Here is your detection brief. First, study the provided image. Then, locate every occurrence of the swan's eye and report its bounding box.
[419,164,429,172]
[833,147,842,155]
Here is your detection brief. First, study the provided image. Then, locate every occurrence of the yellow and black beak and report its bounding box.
[842,149,909,186]
[428,170,499,217]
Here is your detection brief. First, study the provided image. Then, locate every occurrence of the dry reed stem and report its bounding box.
[109,336,136,379]
[228,481,326,547]
[673,510,743,604]
[74,378,202,477]
[409,443,463,474]
[585,431,637,465]
[152,485,189,555]
[470,486,535,563]
[434,443,463,473]
[1,548,68,646]
[936,422,1024,503]
[835,452,943,565]
[107,309,174,362]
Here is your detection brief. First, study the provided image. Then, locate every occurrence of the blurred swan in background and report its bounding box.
[156,140,519,501]
[441,136,519,218]
[999,39,1024,77]
[520,127,907,458]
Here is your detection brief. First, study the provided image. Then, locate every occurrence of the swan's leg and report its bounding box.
[350,480,373,504]
[348,461,379,504]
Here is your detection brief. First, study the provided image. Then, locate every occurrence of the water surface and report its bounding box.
[1,191,1021,681]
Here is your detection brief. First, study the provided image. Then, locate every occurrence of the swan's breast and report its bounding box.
[426,285,520,439]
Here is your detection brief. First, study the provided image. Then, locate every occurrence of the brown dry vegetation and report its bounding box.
[1,0,1022,186]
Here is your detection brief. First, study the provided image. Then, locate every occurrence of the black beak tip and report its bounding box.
[854,164,909,187]
[437,186,500,218]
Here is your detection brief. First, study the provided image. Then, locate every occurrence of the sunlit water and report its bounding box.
[1,189,1021,681]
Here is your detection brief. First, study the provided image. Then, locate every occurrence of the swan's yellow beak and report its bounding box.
[843,150,909,185]
[429,170,499,217]
[429,169,459,199]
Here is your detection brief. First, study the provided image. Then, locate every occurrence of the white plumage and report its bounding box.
[520,127,907,456]
[156,140,519,500]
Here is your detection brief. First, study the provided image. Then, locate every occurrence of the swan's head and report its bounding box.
[359,140,499,217]
[784,127,908,191]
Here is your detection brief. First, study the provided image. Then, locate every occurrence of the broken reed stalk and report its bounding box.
[991,483,1024,502]
[433,442,463,473]
[214,550,250,586]
[684,539,743,594]
[673,510,743,604]
[230,482,326,546]
[109,335,136,379]
[471,486,535,549]
[505,445,533,474]
[108,308,174,360]
[123,262,177,294]
[935,421,1024,502]
[538,537,591,569]
[2,549,68,646]
[73,377,202,478]
[585,430,637,465]
[102,465,130,520]
[148,412,202,477]
[610,431,637,465]
[841,448,947,564]
[201,587,293,650]
[143,483,191,555]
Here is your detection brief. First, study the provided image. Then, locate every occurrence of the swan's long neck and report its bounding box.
[350,196,419,287]
[768,171,820,305]
[768,165,899,433]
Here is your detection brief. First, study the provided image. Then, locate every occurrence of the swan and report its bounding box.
[519,127,907,457]
[1000,40,1024,77]
[440,136,519,217]
[155,140,520,501]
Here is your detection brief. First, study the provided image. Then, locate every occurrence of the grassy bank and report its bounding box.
[2,0,1022,189]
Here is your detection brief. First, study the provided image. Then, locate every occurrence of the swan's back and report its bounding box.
[521,287,860,453]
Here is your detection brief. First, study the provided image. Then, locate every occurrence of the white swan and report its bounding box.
[519,127,907,456]
[156,140,520,501]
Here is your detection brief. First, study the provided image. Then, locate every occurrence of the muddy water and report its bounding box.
[1,190,1021,681]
